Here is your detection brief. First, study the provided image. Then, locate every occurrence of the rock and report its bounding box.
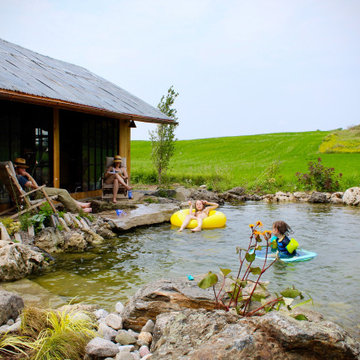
[190,189,224,205]
[7,321,21,333]
[118,345,135,352]
[115,352,135,360]
[7,319,14,326]
[85,337,119,357]
[174,186,192,201]
[308,191,329,203]
[116,301,125,314]
[220,192,247,203]
[95,223,117,239]
[343,187,360,206]
[95,308,109,319]
[330,192,344,204]
[293,192,311,202]
[141,354,152,360]
[0,324,10,334]
[137,331,152,346]
[98,322,118,341]
[115,330,137,345]
[91,199,138,213]
[83,229,104,245]
[152,188,176,198]
[101,204,179,231]
[58,303,98,314]
[105,313,123,330]
[139,345,150,357]
[128,329,139,339]
[0,241,49,281]
[150,308,360,360]
[121,278,216,331]
[274,191,295,202]
[227,187,246,196]
[141,319,155,334]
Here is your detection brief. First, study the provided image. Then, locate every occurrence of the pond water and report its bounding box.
[30,202,360,338]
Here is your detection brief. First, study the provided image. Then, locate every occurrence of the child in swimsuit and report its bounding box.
[271,220,297,257]
[178,200,219,232]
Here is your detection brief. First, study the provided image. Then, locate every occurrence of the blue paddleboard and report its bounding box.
[252,248,317,263]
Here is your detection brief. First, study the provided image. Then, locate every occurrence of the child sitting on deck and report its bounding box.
[178,200,219,232]
[271,220,298,257]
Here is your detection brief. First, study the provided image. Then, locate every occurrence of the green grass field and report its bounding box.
[131,131,360,192]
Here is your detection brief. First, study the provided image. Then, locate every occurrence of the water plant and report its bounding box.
[296,157,342,192]
[198,221,312,317]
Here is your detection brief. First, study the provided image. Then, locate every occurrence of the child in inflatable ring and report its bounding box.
[178,200,219,232]
[271,220,298,257]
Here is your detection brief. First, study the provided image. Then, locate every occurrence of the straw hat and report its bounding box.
[114,155,122,163]
[14,158,29,168]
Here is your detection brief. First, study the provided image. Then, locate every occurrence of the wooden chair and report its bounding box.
[101,157,128,200]
[0,161,57,218]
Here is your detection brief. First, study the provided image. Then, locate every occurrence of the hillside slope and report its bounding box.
[131,131,360,191]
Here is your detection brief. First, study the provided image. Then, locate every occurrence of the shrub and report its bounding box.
[296,158,342,192]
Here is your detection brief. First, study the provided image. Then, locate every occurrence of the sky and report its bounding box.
[1,0,359,140]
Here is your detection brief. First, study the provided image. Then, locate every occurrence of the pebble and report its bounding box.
[115,301,124,314]
[115,330,137,345]
[118,345,135,352]
[7,319,14,326]
[98,322,118,341]
[115,352,135,360]
[141,319,155,334]
[132,351,141,360]
[0,325,9,334]
[85,337,119,357]
[105,313,123,330]
[139,345,150,357]
[137,331,152,346]
[141,354,152,360]
[94,308,109,319]
[128,328,139,339]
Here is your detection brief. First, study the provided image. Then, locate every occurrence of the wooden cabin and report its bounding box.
[0,38,173,210]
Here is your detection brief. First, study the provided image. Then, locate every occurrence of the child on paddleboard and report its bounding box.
[271,220,298,257]
[178,200,219,232]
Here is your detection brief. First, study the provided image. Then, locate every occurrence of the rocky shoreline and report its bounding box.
[1,277,359,359]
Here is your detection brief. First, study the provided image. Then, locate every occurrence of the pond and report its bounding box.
[30,202,360,339]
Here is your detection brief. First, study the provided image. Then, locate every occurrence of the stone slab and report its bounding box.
[99,203,179,231]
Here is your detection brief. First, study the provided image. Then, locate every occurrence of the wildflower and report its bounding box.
[254,230,261,235]
[263,230,272,235]
[249,224,254,228]
[256,221,263,227]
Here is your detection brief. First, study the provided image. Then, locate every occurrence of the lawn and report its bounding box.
[131,131,360,192]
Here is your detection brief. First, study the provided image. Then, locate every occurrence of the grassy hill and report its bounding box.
[319,125,360,153]
[131,131,360,192]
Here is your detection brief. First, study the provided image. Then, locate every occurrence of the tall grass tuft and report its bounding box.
[0,333,34,358]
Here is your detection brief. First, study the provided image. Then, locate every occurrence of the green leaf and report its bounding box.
[245,253,256,263]
[220,268,231,277]
[236,279,247,288]
[256,245,262,251]
[293,314,308,321]
[198,272,218,289]
[251,293,267,302]
[249,267,262,275]
[280,288,301,299]
[291,297,313,309]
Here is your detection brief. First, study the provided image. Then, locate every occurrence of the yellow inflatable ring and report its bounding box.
[170,209,226,229]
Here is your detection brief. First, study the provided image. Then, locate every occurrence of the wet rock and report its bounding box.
[0,241,49,281]
[95,308,109,319]
[152,188,176,198]
[139,345,151,357]
[115,330,137,345]
[83,229,104,245]
[343,187,360,206]
[91,199,138,213]
[0,290,24,326]
[308,191,329,203]
[116,352,135,360]
[150,308,360,360]
[121,278,216,331]
[293,192,311,202]
[227,187,246,196]
[105,313,123,330]
[85,337,119,357]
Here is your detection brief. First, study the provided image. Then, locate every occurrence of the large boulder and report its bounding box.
[343,187,360,206]
[174,186,192,201]
[0,290,24,326]
[308,191,330,204]
[121,278,216,331]
[190,189,224,205]
[0,240,49,281]
[151,309,360,360]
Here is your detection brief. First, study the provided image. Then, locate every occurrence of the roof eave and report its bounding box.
[0,89,176,125]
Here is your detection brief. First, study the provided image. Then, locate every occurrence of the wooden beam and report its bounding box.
[0,90,176,125]
[119,119,131,177]
[70,189,102,200]
[53,108,60,188]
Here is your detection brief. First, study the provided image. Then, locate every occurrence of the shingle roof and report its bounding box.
[0,38,173,123]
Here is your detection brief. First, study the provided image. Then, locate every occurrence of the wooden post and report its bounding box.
[53,108,60,188]
[119,119,131,177]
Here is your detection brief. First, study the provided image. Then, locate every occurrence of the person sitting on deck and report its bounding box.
[178,200,219,232]
[104,155,132,203]
[14,158,92,213]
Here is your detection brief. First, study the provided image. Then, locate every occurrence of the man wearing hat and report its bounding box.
[104,155,132,203]
[14,158,92,213]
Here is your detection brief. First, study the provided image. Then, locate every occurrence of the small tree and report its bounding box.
[149,86,179,184]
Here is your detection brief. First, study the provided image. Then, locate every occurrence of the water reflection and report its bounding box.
[29,202,360,339]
